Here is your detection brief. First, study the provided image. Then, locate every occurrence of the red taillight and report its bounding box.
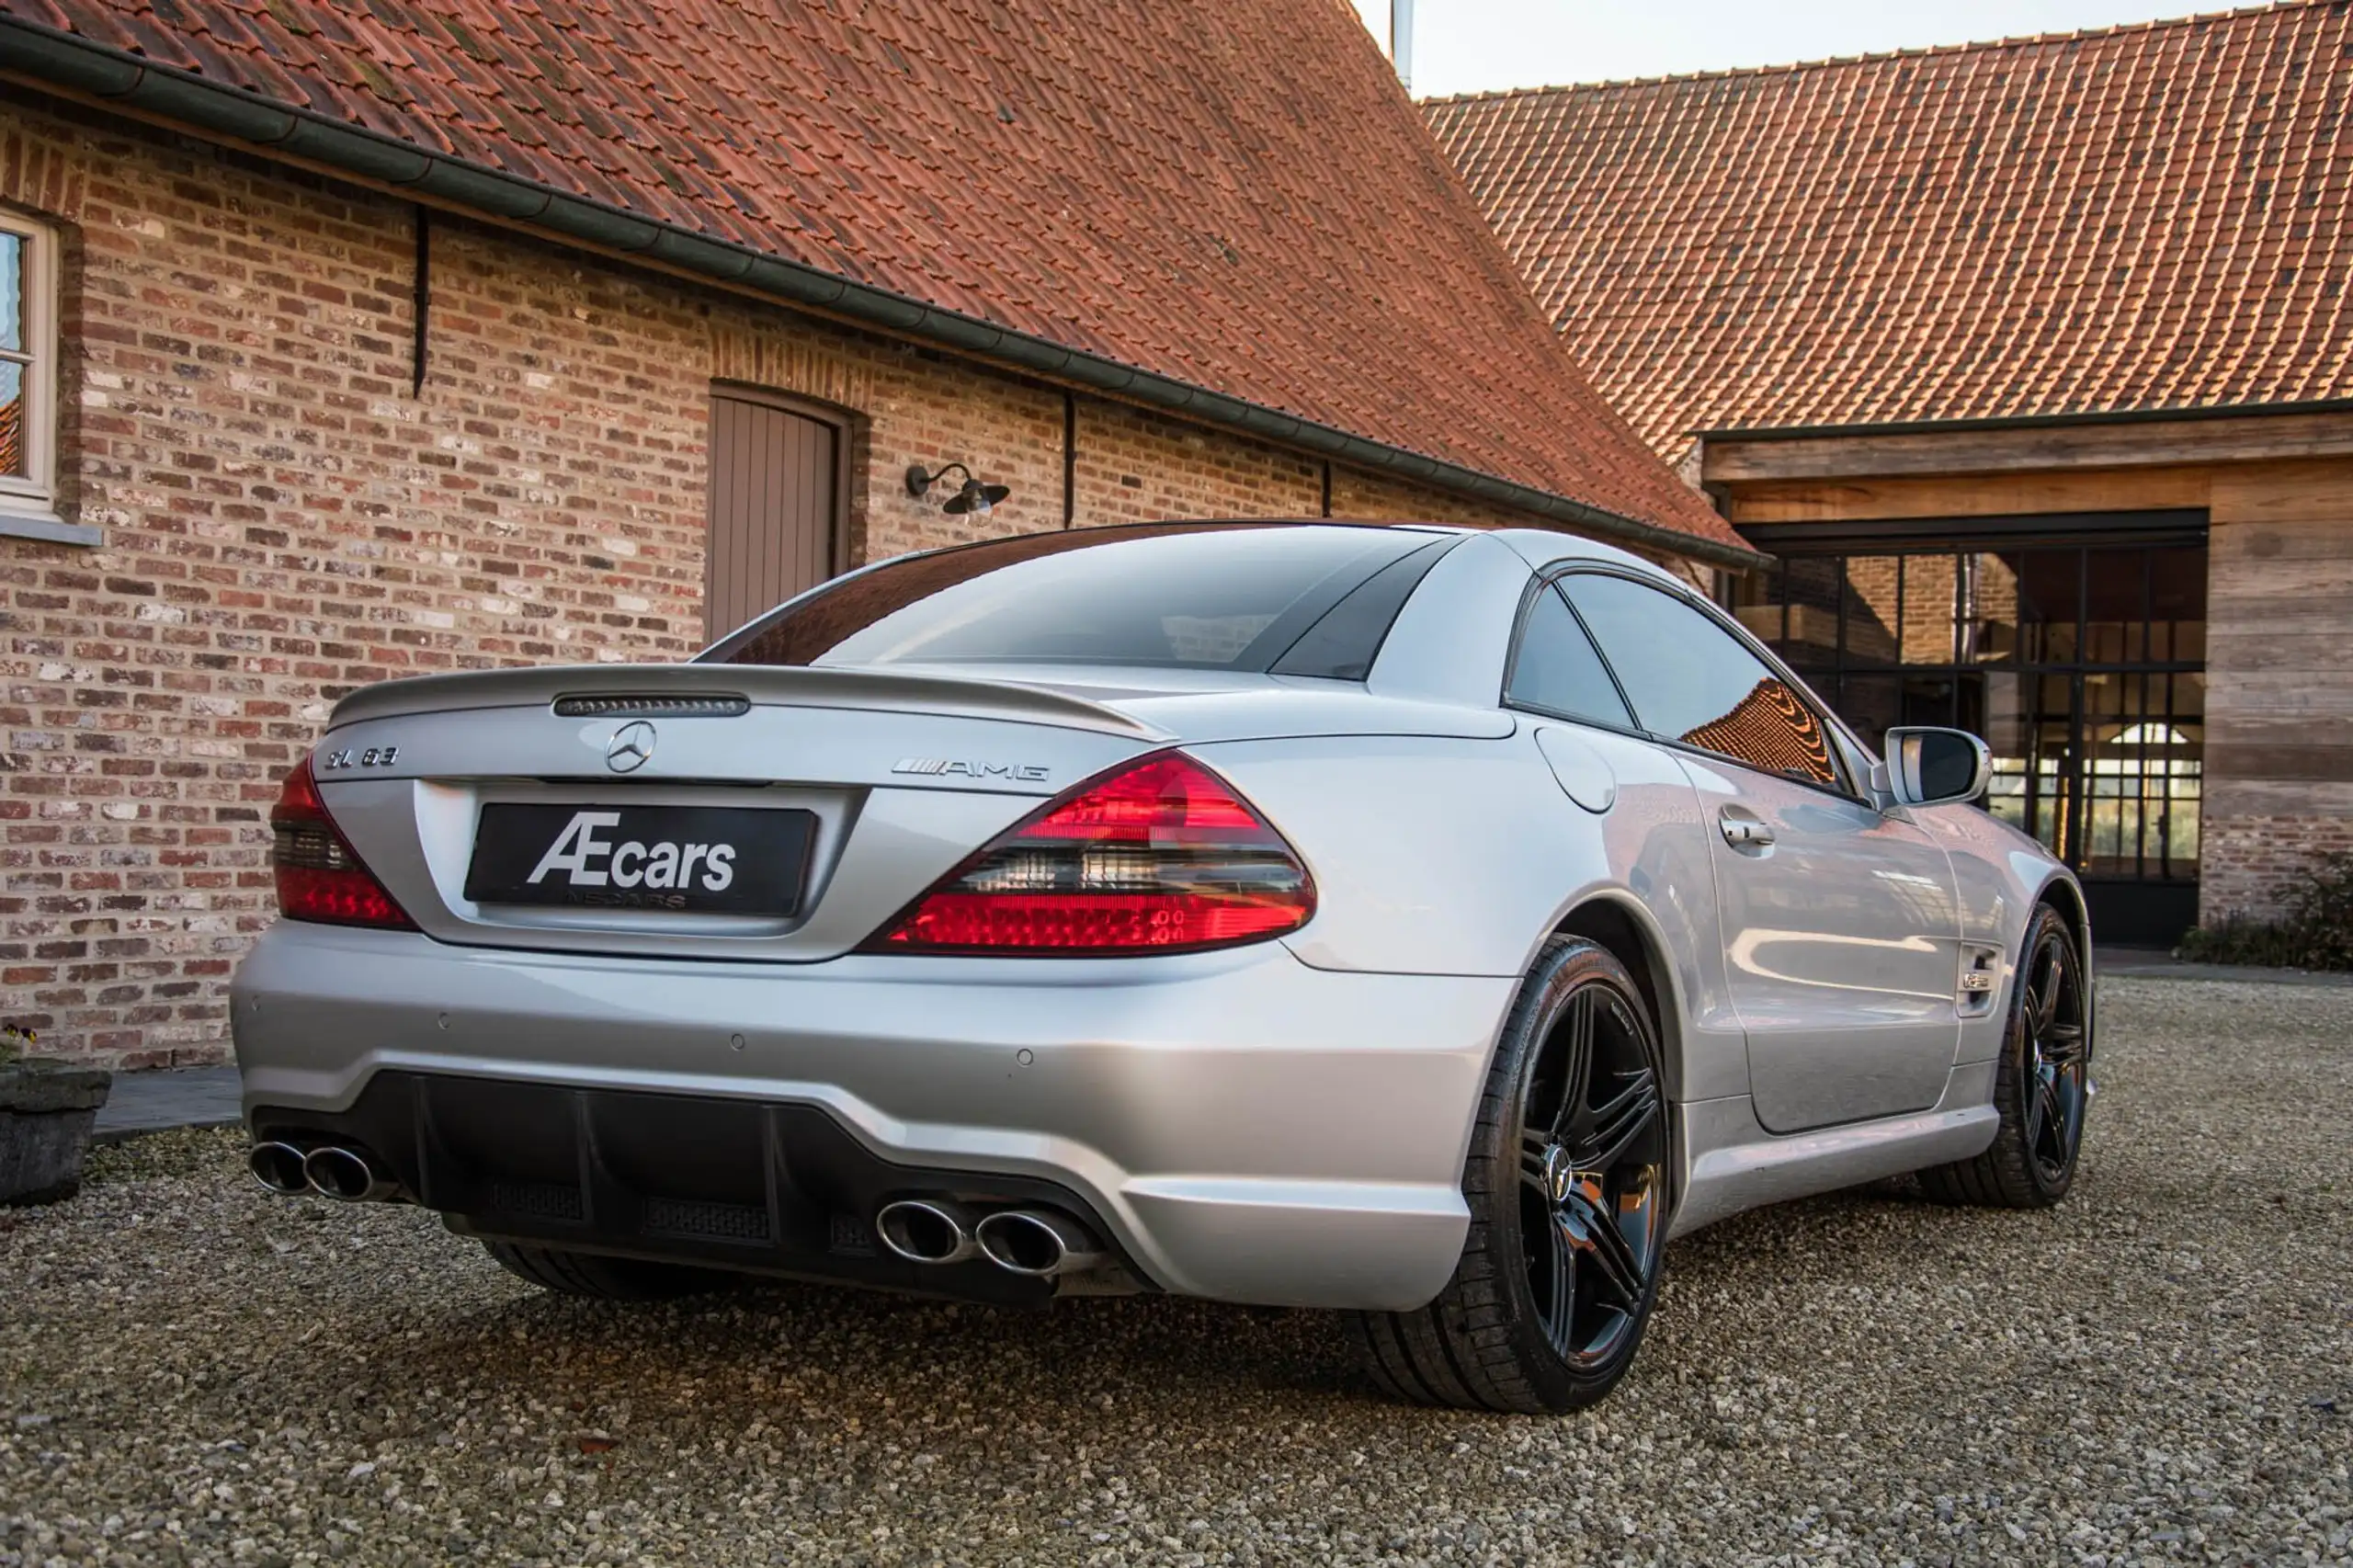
[270,754,417,930]
[868,751,1314,954]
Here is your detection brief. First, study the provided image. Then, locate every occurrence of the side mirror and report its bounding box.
[1882,727,1992,807]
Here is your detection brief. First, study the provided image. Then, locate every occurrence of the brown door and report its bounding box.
[705,391,839,641]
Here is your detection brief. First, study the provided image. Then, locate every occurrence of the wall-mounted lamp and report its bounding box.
[906,461,1011,517]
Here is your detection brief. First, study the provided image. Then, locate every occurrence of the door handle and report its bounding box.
[1719,807,1775,851]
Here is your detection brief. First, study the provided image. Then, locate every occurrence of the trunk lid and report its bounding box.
[313,665,1162,962]
[308,661,1506,962]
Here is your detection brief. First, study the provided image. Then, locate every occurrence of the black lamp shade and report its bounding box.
[943,479,1012,516]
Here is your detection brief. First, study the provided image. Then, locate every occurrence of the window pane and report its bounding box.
[1507,584,1634,729]
[716,523,1429,670]
[0,359,24,480]
[1980,671,2074,858]
[1840,555,1903,666]
[1900,552,1961,665]
[2083,669,2202,880]
[1779,556,1840,667]
[1564,573,1839,788]
[2147,544,2208,663]
[2083,548,2150,664]
[1722,561,1786,651]
[1967,550,2078,664]
[1837,672,1961,756]
[0,231,20,354]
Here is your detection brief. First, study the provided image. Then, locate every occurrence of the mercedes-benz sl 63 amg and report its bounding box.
[235,522,2094,1413]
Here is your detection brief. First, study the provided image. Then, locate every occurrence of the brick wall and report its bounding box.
[2,100,1655,1066]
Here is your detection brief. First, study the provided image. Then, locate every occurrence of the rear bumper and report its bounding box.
[231,923,1514,1311]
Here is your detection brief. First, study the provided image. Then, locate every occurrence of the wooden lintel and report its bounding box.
[1701,410,2353,484]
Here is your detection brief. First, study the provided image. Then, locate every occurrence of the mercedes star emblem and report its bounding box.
[605,721,657,774]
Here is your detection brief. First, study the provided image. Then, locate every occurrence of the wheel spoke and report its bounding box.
[2033,1076,2070,1165]
[2026,943,2060,1034]
[1538,1212,1578,1355]
[2022,1068,2048,1152]
[2056,1074,2085,1154]
[2041,1024,2086,1068]
[1518,1130,1552,1194]
[1576,1067,1660,1173]
[1544,988,1597,1142]
[1569,1196,1648,1310]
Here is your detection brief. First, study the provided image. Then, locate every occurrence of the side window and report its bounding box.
[1506,581,1636,730]
[0,212,58,527]
[1563,573,1843,790]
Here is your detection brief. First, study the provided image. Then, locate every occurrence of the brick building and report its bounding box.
[1431,0,2353,944]
[0,0,1751,1065]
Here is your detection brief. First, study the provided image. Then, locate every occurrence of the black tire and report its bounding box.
[1352,937,1671,1414]
[482,1241,736,1301]
[1918,903,2091,1209]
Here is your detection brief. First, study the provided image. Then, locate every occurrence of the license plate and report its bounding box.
[463,804,814,915]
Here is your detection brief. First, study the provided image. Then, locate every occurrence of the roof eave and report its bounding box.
[1695,396,2353,444]
[0,18,1767,572]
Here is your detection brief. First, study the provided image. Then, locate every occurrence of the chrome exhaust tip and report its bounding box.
[973,1209,1106,1278]
[247,1141,313,1196]
[875,1199,978,1265]
[301,1145,395,1203]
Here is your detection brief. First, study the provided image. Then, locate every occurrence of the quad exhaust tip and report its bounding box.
[974,1209,1106,1278]
[248,1141,397,1200]
[247,1141,312,1196]
[300,1145,398,1203]
[876,1199,1108,1278]
[875,1199,979,1265]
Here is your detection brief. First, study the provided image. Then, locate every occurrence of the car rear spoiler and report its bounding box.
[325,665,1168,738]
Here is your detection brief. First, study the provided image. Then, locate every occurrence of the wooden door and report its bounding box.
[705,391,839,641]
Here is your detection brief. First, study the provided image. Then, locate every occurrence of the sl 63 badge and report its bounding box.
[322,744,400,770]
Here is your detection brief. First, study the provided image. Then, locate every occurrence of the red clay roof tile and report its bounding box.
[1427,0,2353,453]
[0,0,1736,549]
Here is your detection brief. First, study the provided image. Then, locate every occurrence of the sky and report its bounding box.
[1348,0,2217,97]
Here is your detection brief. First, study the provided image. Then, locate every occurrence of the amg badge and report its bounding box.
[892,758,1051,782]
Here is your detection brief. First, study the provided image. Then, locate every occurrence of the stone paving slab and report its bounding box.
[92,1064,243,1142]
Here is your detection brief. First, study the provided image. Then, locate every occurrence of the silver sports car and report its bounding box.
[235,521,2094,1413]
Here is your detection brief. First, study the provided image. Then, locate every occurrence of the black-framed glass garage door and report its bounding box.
[1726,513,2209,946]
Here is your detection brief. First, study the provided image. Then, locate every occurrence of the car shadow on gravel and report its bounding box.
[250,1181,1981,1440]
[258,1264,1382,1430]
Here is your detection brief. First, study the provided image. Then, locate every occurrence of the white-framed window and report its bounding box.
[0,210,65,537]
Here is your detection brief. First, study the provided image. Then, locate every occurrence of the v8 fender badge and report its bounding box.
[893,758,1051,782]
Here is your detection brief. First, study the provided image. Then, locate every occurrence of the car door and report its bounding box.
[1560,570,1962,1133]
[1499,577,1750,1103]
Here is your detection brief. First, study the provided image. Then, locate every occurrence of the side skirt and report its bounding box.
[1668,1060,1998,1238]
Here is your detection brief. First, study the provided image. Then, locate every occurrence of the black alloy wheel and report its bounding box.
[2019,918,2091,1184]
[1918,902,2093,1209]
[1355,937,1671,1413]
[1518,974,1668,1369]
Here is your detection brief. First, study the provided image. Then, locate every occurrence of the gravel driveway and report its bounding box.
[4,976,2347,1566]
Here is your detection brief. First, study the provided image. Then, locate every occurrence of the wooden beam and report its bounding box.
[1723,467,2211,524]
[1701,410,2353,484]
[2209,460,2353,526]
